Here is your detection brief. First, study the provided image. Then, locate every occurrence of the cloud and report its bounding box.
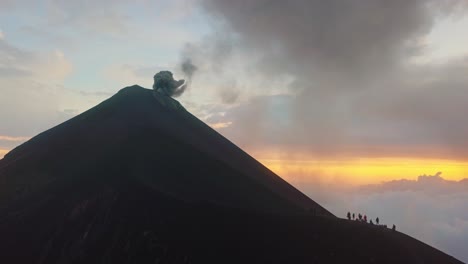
[209,121,232,129]
[103,64,171,89]
[216,93,350,154]
[202,0,433,80]
[41,0,203,41]
[195,0,468,160]
[351,57,468,157]
[0,0,26,11]
[348,190,468,263]
[0,35,74,137]
[42,0,130,36]
[276,172,468,263]
[360,172,468,194]
[352,176,468,263]
[290,173,468,263]
[78,91,114,97]
[199,0,465,90]
[0,136,30,153]
[219,90,239,104]
[0,135,31,142]
[0,40,72,81]
[0,66,31,78]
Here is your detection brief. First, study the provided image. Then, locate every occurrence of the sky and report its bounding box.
[1,0,468,261]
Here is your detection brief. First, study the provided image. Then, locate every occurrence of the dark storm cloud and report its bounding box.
[199,0,468,158]
[350,57,468,157]
[202,0,436,84]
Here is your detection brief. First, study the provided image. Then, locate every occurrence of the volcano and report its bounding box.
[0,86,462,263]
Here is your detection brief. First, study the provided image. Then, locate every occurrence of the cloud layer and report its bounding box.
[351,174,468,263]
[195,0,468,159]
[286,173,468,263]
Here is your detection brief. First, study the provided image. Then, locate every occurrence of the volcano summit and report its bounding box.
[0,86,462,263]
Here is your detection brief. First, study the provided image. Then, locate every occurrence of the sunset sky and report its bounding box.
[2,1,468,260]
[1,0,468,186]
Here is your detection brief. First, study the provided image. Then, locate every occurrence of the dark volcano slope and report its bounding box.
[0,85,327,214]
[0,178,462,264]
[0,86,463,263]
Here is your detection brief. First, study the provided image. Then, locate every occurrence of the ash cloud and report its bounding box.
[180,34,242,103]
[153,71,186,98]
[181,58,197,79]
[173,58,198,97]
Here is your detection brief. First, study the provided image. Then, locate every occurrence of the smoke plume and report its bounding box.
[153,71,186,98]
[181,58,197,79]
[178,58,198,95]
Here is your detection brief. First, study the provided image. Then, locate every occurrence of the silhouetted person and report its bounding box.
[376,217,379,225]
[352,213,355,220]
[364,215,367,223]
[347,212,351,220]
[358,214,362,221]
[370,220,373,225]
[392,224,396,231]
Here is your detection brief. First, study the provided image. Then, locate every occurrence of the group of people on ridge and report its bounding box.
[346,212,396,231]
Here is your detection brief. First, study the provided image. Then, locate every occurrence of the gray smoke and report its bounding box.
[181,58,197,79]
[179,35,242,103]
[178,58,198,95]
[152,60,198,98]
[219,80,240,104]
[153,71,186,98]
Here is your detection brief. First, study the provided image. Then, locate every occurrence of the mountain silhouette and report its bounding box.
[0,86,463,263]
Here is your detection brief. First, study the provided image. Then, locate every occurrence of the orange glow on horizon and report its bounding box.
[0,135,31,142]
[0,149,8,159]
[209,122,233,129]
[2,144,467,186]
[257,157,468,186]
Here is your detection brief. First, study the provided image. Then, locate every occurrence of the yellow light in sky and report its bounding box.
[258,157,468,186]
[0,149,8,159]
